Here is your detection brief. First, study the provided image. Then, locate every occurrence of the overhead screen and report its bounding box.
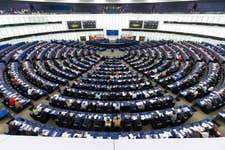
[82,20,96,29]
[67,21,82,29]
[129,20,143,28]
[144,21,159,29]
[106,30,119,36]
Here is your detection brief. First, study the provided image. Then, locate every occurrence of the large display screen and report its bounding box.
[67,21,82,29]
[129,20,143,28]
[106,30,119,36]
[144,21,159,29]
[82,20,96,28]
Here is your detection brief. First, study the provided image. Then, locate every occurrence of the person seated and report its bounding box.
[115,71,120,77]
[136,101,145,110]
[8,121,20,135]
[122,114,132,131]
[38,109,49,123]
[113,102,120,112]
[177,54,183,62]
[26,127,38,136]
[82,115,93,130]
[176,109,189,124]
[146,70,151,76]
[81,101,88,110]
[88,102,96,111]
[95,92,102,100]
[27,87,36,98]
[151,112,160,128]
[199,129,209,138]
[113,116,121,131]
[190,130,202,138]
[73,114,84,129]
[15,100,23,110]
[93,116,103,131]
[12,78,18,85]
[110,75,114,80]
[170,110,178,126]
[31,106,40,118]
[129,102,137,112]
[208,125,223,137]
[131,114,142,131]
[57,112,74,128]
[66,100,72,108]
[61,131,71,138]
[105,102,112,113]
[104,117,112,130]
[9,97,16,107]
[71,100,81,110]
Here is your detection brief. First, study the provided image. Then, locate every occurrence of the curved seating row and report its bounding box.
[0,42,25,63]
[7,117,221,139]
[63,87,163,101]
[0,63,31,112]
[48,94,176,113]
[30,104,193,131]
[21,61,59,92]
[157,61,193,86]
[179,62,221,101]
[167,62,206,94]
[6,62,47,99]
[35,60,68,85]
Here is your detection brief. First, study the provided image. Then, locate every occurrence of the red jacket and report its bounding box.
[12,79,17,84]
[9,98,16,106]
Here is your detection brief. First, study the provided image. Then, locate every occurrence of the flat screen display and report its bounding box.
[106,30,119,36]
[129,20,143,28]
[144,21,159,29]
[82,20,96,28]
[67,21,82,29]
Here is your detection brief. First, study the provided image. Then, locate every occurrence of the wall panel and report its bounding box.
[0,14,224,44]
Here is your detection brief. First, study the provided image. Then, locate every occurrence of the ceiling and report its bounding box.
[14,0,200,4]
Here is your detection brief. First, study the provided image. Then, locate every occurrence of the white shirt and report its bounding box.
[27,88,33,95]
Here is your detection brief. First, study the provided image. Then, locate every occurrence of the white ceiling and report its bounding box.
[15,0,199,4]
